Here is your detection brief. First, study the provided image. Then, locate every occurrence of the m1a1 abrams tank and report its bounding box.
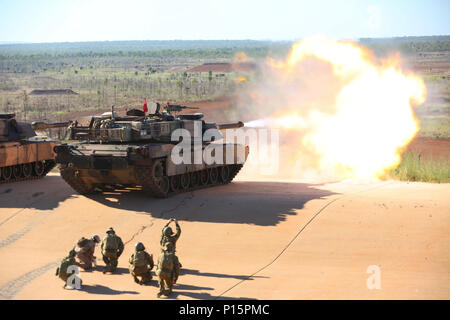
[0,114,67,184]
[51,103,249,197]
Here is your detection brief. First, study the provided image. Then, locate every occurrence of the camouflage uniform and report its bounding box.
[75,235,100,270]
[56,250,82,288]
[160,220,181,251]
[100,228,124,273]
[129,242,154,285]
[156,242,180,297]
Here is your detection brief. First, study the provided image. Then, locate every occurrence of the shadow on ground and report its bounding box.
[0,176,76,211]
[97,266,129,275]
[87,181,337,226]
[81,284,138,295]
[170,282,253,300]
[180,268,267,281]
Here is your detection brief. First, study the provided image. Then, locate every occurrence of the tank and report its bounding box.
[51,103,249,197]
[0,114,65,184]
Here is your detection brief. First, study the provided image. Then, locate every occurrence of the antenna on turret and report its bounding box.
[111,105,115,120]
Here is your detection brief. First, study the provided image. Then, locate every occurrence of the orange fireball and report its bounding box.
[246,36,427,180]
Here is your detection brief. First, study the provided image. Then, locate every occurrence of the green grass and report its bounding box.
[418,117,450,138]
[388,151,449,183]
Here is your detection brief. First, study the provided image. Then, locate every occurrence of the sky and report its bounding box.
[0,0,449,43]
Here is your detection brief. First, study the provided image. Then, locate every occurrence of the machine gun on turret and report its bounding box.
[164,104,199,115]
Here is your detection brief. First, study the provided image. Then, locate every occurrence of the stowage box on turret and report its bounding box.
[0,114,63,184]
[52,103,249,197]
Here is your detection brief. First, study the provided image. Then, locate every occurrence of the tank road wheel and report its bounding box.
[151,160,169,197]
[13,165,22,179]
[170,175,180,193]
[33,161,45,177]
[1,166,12,181]
[209,167,219,185]
[60,168,95,195]
[219,166,231,183]
[22,163,32,178]
[190,171,200,188]
[199,170,208,186]
[180,173,190,190]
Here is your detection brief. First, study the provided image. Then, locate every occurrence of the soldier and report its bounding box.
[75,234,100,270]
[55,249,82,289]
[160,218,181,251]
[156,242,180,297]
[129,242,154,285]
[100,227,124,273]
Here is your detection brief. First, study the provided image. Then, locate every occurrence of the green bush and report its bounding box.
[389,151,449,183]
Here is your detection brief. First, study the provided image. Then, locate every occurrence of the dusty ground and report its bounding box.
[0,173,448,300]
[407,137,450,159]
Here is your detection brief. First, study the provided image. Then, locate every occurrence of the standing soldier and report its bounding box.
[129,242,154,285]
[75,234,100,270]
[56,249,82,289]
[160,218,181,251]
[100,227,124,273]
[156,242,180,297]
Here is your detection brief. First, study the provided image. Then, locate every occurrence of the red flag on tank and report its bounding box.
[143,99,148,113]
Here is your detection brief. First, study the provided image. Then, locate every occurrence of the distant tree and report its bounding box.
[176,80,183,98]
[22,90,28,121]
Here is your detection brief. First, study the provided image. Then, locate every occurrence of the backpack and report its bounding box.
[133,251,148,267]
[104,235,118,251]
[160,252,174,271]
[59,258,75,277]
[77,237,90,251]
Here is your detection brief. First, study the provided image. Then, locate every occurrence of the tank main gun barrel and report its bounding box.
[216,121,244,130]
[31,121,72,130]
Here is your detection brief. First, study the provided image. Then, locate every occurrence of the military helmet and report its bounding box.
[135,242,145,251]
[163,242,174,253]
[163,226,173,236]
[106,227,115,235]
[92,234,100,243]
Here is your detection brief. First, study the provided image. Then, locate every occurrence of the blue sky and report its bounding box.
[0,0,449,43]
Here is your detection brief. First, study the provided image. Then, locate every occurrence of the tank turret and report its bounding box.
[0,114,59,184]
[53,103,249,198]
[58,105,245,144]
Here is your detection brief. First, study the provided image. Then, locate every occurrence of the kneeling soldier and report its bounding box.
[101,227,124,273]
[75,234,100,270]
[56,249,82,289]
[129,242,154,285]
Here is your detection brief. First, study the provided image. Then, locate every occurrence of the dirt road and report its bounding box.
[0,173,448,299]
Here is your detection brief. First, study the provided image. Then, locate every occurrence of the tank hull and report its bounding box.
[0,140,58,184]
[56,142,249,197]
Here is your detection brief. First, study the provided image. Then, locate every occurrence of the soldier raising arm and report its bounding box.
[160,218,181,249]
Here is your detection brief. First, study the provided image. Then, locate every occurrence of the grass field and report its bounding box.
[389,151,449,183]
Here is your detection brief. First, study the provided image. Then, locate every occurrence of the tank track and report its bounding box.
[0,160,56,185]
[136,164,244,198]
[135,164,243,198]
[60,168,95,195]
[59,164,244,198]
[135,166,169,198]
